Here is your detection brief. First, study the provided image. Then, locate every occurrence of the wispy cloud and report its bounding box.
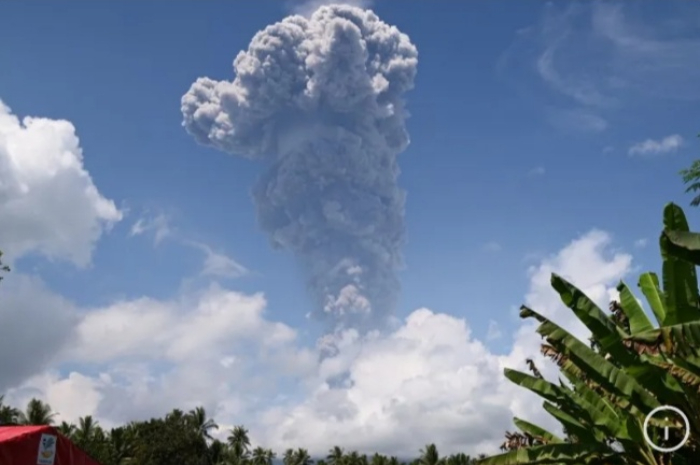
[634,238,648,248]
[188,242,249,279]
[546,108,608,133]
[130,212,248,279]
[536,46,611,108]
[129,214,171,245]
[483,241,502,253]
[528,166,546,177]
[498,3,700,131]
[628,134,684,157]
[486,320,502,341]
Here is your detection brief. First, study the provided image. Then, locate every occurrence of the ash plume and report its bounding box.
[181,5,417,331]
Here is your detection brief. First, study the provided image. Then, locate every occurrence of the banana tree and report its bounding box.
[477,203,700,465]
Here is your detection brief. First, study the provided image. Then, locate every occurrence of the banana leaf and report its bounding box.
[474,443,611,465]
[616,282,654,335]
[638,273,665,325]
[660,203,700,325]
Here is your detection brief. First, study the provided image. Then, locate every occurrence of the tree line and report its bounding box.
[0,396,484,465]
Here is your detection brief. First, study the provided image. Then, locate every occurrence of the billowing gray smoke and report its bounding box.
[181,5,417,331]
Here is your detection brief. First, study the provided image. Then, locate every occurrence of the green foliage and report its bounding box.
[477,204,700,465]
[680,156,700,207]
[0,250,9,281]
[0,394,487,465]
[0,395,20,425]
[19,398,56,426]
[129,414,209,465]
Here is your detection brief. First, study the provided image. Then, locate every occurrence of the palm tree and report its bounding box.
[252,446,271,465]
[90,426,108,459]
[293,448,314,465]
[69,416,111,463]
[345,451,362,465]
[0,250,9,282]
[0,396,20,425]
[445,454,473,465]
[227,425,251,464]
[327,446,344,465]
[419,444,440,465]
[57,421,76,438]
[108,426,135,465]
[371,453,388,465]
[19,398,55,425]
[75,415,99,444]
[188,406,218,441]
[208,439,230,465]
[166,408,185,423]
[283,448,297,465]
[264,448,276,465]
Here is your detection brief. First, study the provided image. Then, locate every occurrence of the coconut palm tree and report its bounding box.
[445,454,474,465]
[264,447,276,465]
[228,425,251,464]
[371,453,388,465]
[345,451,362,465]
[419,444,440,465]
[75,415,99,444]
[252,446,271,465]
[0,250,9,282]
[166,408,186,423]
[108,426,136,465]
[209,438,230,465]
[0,395,20,425]
[188,406,218,441]
[327,446,345,465]
[57,421,76,439]
[19,398,55,425]
[283,448,296,465]
[293,448,314,465]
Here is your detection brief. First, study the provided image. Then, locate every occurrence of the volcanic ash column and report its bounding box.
[181,5,418,332]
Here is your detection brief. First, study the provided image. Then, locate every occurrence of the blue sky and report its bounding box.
[1,0,699,457]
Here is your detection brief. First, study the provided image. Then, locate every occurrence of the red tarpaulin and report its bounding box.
[0,425,101,465]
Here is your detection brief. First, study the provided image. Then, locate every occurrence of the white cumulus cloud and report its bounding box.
[483,241,502,253]
[4,229,634,458]
[628,134,684,157]
[527,166,546,177]
[0,275,78,392]
[0,101,122,266]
